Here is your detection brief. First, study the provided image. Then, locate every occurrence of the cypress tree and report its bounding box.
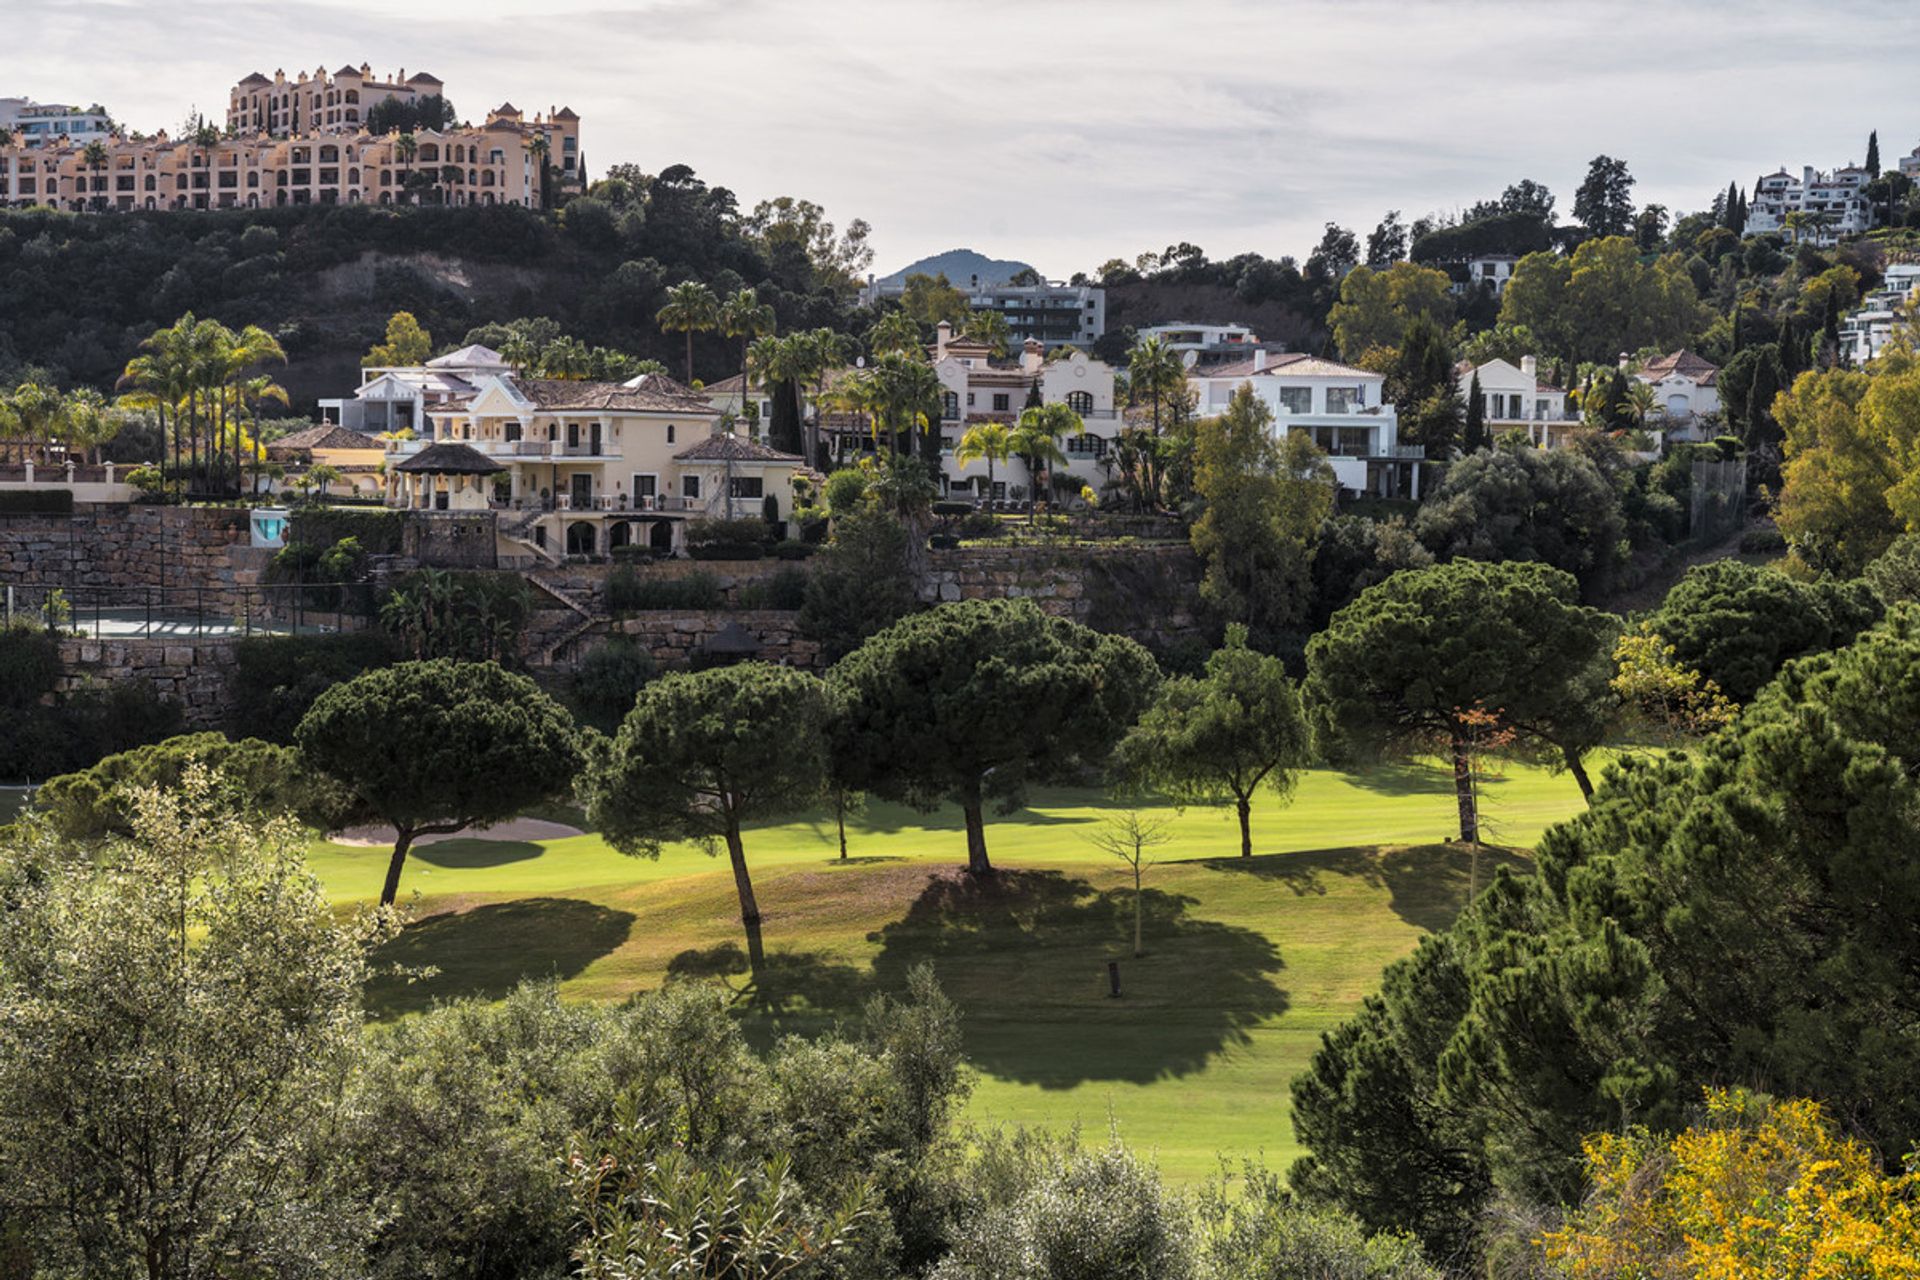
[1867,129,1881,178]
[1463,371,1488,452]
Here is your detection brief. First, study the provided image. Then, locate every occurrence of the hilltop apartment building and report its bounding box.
[1744,164,1877,245]
[0,98,114,146]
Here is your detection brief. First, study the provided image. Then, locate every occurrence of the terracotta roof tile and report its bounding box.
[673,434,805,463]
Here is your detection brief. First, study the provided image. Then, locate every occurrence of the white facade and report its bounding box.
[1134,321,1286,369]
[1460,356,1574,447]
[1463,255,1520,295]
[1187,352,1421,499]
[1744,165,1878,245]
[0,98,114,147]
[319,344,512,433]
[862,276,1105,349]
[1839,262,1920,365]
[1633,350,1721,442]
[1900,142,1920,180]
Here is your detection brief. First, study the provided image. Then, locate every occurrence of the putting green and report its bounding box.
[315,759,1590,1180]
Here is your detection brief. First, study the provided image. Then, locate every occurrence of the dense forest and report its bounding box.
[0,163,872,407]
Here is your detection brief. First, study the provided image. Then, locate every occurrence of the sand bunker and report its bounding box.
[330,817,585,847]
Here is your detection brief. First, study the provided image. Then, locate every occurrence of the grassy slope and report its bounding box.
[312,761,1585,1180]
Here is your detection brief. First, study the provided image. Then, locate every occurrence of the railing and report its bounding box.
[2,581,375,640]
[497,493,701,514]
[1375,445,1428,460]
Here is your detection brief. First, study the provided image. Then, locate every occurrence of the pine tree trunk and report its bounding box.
[1237,794,1253,857]
[381,827,415,907]
[1564,746,1595,803]
[723,821,765,976]
[1451,734,1479,846]
[837,800,848,861]
[1133,868,1145,958]
[962,785,993,876]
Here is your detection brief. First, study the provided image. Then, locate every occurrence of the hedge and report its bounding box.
[288,507,407,556]
[0,489,75,515]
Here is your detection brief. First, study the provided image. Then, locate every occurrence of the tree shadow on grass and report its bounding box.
[868,868,1287,1088]
[414,839,545,869]
[365,898,635,1019]
[1205,844,1532,934]
[663,941,876,1042]
[1334,761,1459,797]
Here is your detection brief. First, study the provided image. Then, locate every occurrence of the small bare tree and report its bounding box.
[1089,810,1173,958]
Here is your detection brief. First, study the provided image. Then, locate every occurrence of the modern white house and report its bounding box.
[380,371,809,561]
[1458,356,1575,447]
[1186,351,1422,499]
[1132,322,1286,369]
[319,344,513,434]
[0,98,114,146]
[1744,165,1878,245]
[1838,262,1920,365]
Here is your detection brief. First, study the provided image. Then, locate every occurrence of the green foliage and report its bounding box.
[735,565,809,610]
[1304,560,1616,837]
[0,625,60,708]
[227,631,398,743]
[1413,444,1628,596]
[379,569,534,662]
[0,488,73,513]
[799,507,918,663]
[1116,625,1310,857]
[1196,1170,1441,1280]
[822,467,870,515]
[1293,606,1920,1256]
[1309,515,1435,628]
[32,731,356,840]
[567,636,658,734]
[1865,531,1920,605]
[0,627,185,783]
[362,310,432,366]
[606,565,722,612]
[1499,236,1709,364]
[1644,559,1881,702]
[0,776,387,1278]
[685,516,772,560]
[288,506,406,556]
[1191,387,1333,645]
[296,659,582,904]
[830,599,1161,872]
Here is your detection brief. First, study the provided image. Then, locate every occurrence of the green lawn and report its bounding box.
[314,760,1589,1181]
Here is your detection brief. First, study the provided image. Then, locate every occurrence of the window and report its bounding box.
[942,391,960,419]
[1066,433,1106,457]
[1277,386,1312,415]
[992,393,1010,412]
[1066,391,1093,414]
[729,476,763,499]
[666,423,676,443]
[633,474,657,497]
[1326,386,1363,414]
[966,393,975,407]
[681,474,701,499]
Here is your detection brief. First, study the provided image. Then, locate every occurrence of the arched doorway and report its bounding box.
[566,520,597,556]
[607,520,632,551]
[649,521,674,553]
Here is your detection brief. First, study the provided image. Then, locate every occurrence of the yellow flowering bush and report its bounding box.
[1542,1089,1920,1279]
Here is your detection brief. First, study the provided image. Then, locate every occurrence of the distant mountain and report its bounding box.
[877,248,1037,289]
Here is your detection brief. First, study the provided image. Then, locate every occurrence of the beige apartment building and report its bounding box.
[227,64,442,137]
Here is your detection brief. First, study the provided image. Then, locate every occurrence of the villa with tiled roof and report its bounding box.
[1634,349,1721,435]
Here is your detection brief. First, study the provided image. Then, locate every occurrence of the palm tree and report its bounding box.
[1010,402,1078,523]
[719,288,776,412]
[1620,380,1660,431]
[656,281,719,384]
[306,463,343,502]
[865,311,921,358]
[193,120,220,210]
[1,382,67,464]
[221,324,287,495]
[853,352,944,460]
[1128,336,1185,436]
[60,388,123,465]
[81,140,109,211]
[527,133,552,207]
[798,327,856,466]
[955,422,1013,500]
[395,132,418,204]
[963,309,1011,358]
[748,333,804,451]
[120,314,197,470]
[500,332,539,377]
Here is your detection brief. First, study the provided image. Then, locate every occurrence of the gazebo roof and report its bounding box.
[390,442,505,475]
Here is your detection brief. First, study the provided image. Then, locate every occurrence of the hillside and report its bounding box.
[877,247,1036,288]
[0,196,863,410]
[313,762,1592,1180]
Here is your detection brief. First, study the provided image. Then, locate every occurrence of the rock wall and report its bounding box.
[610,609,822,670]
[402,511,499,569]
[541,557,808,612]
[0,504,268,608]
[57,636,240,729]
[919,544,1208,650]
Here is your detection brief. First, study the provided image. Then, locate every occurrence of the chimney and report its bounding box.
[1617,351,1631,370]
[1521,355,1537,381]
[1022,338,1044,373]
[1252,348,1268,373]
[934,320,952,360]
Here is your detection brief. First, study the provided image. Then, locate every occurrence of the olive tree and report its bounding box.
[1115,623,1310,857]
[296,659,584,905]
[588,662,831,972]
[831,599,1160,875]
[1305,561,1616,843]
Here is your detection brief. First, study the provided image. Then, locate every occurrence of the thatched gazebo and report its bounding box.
[389,442,505,510]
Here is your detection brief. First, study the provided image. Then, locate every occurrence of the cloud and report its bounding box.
[11,0,1916,275]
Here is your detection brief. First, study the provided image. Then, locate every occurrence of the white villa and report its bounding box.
[1634,350,1721,439]
[320,343,513,434]
[1458,356,1575,447]
[381,372,809,561]
[1134,322,1285,370]
[1744,165,1877,245]
[1838,262,1920,365]
[1186,351,1422,499]
[1462,254,1521,295]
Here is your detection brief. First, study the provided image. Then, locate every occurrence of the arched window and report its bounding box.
[418,143,439,163]
[1066,391,1094,414]
[319,145,339,162]
[942,391,960,419]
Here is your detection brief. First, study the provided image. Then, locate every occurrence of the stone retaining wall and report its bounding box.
[0,505,268,608]
[919,543,1207,649]
[543,557,809,611]
[610,609,822,670]
[56,636,239,729]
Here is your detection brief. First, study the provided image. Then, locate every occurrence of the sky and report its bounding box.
[10,0,1919,277]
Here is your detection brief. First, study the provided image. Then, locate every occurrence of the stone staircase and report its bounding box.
[523,569,604,667]
[499,509,561,568]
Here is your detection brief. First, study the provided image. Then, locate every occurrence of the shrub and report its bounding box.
[125,464,175,502]
[1740,525,1787,555]
[772,539,815,560]
[604,570,722,611]
[822,468,869,515]
[0,488,73,514]
[288,507,405,556]
[569,636,658,733]
[0,626,61,708]
[227,631,400,743]
[685,517,770,560]
[736,566,809,611]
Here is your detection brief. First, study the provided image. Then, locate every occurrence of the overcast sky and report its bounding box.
[13,0,1919,276]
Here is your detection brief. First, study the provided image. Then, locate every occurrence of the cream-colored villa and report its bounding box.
[383,373,810,561]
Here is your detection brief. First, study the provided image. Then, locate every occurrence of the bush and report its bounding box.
[736,566,809,611]
[288,507,405,556]
[1740,525,1787,555]
[227,631,399,743]
[0,488,73,514]
[0,626,61,708]
[799,507,919,663]
[685,517,770,561]
[772,539,816,560]
[569,636,658,733]
[604,570,722,611]
[822,468,869,515]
